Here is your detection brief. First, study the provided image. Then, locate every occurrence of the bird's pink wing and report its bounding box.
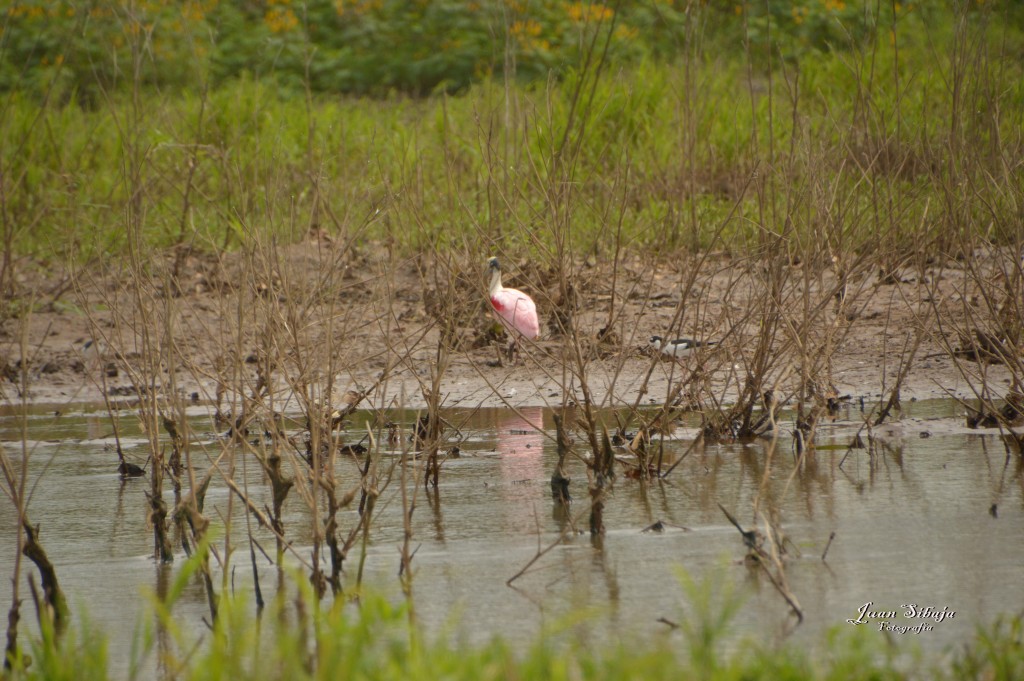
[491,289,540,339]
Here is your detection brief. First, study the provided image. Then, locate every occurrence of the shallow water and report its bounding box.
[1,400,1022,677]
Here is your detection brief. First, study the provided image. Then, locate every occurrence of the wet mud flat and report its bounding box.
[2,244,1020,414]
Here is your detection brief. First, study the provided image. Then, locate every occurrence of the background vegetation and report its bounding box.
[3,1,946,98]
[3,3,1024,678]
[1,0,1022,274]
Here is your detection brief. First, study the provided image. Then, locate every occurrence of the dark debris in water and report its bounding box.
[641,520,690,533]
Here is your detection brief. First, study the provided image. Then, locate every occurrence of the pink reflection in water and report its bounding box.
[495,406,545,485]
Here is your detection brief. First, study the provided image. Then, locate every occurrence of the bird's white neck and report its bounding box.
[488,269,503,297]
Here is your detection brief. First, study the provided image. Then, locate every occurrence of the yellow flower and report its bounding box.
[337,0,381,15]
[566,2,613,24]
[265,6,298,33]
[182,1,207,22]
[614,24,638,41]
[511,19,542,37]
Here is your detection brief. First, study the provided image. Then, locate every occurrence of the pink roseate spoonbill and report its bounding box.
[649,335,717,359]
[487,256,540,363]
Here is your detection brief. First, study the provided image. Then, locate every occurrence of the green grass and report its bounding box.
[1,3,1022,269]
[4,555,1022,681]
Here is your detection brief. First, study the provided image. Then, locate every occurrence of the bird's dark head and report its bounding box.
[649,335,663,345]
[487,256,500,271]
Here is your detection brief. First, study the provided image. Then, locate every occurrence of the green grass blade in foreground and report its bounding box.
[4,574,1024,680]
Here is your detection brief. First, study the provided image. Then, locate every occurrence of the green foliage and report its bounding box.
[8,1,1019,100]
[0,1,210,105]
[0,2,1022,265]
[949,614,1024,681]
[674,564,746,674]
[4,553,1023,680]
[4,609,108,681]
[0,0,648,99]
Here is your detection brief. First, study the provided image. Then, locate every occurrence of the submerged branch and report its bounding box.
[21,521,68,637]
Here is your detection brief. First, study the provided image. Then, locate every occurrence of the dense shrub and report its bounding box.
[5,1,1018,100]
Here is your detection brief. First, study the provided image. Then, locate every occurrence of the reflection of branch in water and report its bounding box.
[838,423,867,469]
[982,435,1022,516]
[550,413,571,505]
[110,474,129,556]
[503,405,619,583]
[506,504,591,587]
[658,432,703,479]
[821,531,836,562]
[717,503,803,623]
[874,438,905,469]
[588,426,615,537]
[425,485,445,542]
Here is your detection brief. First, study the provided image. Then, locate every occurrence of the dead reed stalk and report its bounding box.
[1,316,69,665]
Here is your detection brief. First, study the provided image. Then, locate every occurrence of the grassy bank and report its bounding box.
[1,3,1022,273]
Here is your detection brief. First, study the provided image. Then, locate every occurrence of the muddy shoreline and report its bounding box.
[1,244,1016,416]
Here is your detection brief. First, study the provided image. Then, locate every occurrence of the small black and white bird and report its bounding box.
[649,335,717,358]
